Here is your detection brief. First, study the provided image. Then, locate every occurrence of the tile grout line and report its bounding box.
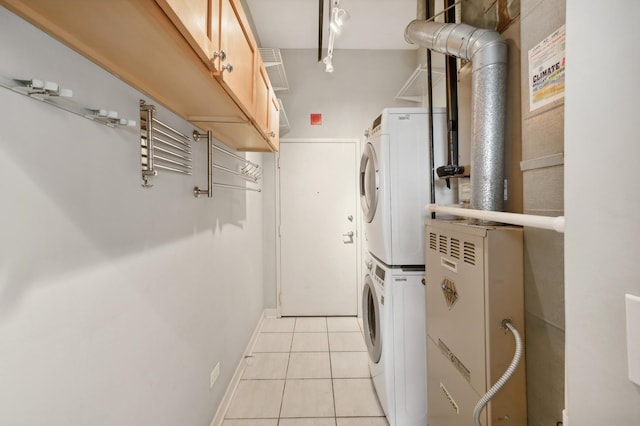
[326,317,338,425]
[276,317,296,422]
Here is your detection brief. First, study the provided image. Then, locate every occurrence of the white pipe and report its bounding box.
[427,204,565,233]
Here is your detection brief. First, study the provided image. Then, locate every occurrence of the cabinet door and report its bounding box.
[155,0,220,70]
[254,64,270,135]
[219,0,256,116]
[267,93,280,151]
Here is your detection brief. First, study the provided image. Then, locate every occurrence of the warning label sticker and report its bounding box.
[529,24,566,111]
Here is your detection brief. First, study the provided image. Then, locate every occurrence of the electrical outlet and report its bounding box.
[210,362,220,389]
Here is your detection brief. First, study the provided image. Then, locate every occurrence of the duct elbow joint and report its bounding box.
[404,20,507,66]
[469,33,508,69]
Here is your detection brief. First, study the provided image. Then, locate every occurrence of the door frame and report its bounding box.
[275,138,363,318]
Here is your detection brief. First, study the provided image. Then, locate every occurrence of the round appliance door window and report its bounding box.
[362,276,382,363]
[359,142,379,223]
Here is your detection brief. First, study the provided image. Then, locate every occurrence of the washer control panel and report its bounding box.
[374,265,386,287]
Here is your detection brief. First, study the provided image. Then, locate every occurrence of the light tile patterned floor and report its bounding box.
[222,317,388,426]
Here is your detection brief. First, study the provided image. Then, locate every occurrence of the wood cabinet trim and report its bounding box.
[0,0,277,152]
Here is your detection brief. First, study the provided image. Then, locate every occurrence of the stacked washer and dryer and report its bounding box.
[360,107,453,426]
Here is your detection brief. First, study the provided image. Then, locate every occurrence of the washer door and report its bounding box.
[359,142,379,223]
[362,275,382,363]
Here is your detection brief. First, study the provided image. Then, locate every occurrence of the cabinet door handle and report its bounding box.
[221,63,234,73]
[269,131,276,138]
[212,50,227,61]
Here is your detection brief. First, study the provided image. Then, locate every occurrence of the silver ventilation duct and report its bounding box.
[405,21,507,212]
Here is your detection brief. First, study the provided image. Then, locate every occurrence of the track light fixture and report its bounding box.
[323,54,334,73]
[330,4,350,34]
[322,0,349,73]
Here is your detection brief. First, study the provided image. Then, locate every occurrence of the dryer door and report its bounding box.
[359,142,379,223]
[362,275,382,363]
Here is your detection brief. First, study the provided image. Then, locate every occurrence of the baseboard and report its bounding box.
[209,309,268,426]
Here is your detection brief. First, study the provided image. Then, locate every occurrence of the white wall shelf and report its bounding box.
[395,66,445,103]
[278,98,290,136]
[258,49,290,135]
[259,48,289,92]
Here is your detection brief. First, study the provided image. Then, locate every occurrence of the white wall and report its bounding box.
[0,7,265,425]
[261,152,277,308]
[279,49,417,139]
[565,0,640,423]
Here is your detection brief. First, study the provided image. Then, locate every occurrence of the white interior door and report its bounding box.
[278,140,359,316]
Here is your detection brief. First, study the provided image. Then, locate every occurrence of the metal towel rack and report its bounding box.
[140,100,193,187]
[0,74,137,128]
[193,131,261,197]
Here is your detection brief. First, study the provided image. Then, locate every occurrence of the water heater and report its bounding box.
[424,219,527,425]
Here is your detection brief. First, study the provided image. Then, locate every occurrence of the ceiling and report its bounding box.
[244,0,420,50]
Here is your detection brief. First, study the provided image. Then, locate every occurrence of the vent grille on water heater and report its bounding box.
[439,235,448,254]
[450,238,460,259]
[429,232,476,265]
[463,242,476,265]
[430,231,476,265]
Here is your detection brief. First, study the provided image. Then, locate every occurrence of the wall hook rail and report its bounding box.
[0,74,137,128]
[140,100,193,187]
[193,131,261,198]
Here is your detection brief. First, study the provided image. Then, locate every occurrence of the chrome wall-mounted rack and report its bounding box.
[193,131,261,198]
[0,74,137,128]
[140,100,193,187]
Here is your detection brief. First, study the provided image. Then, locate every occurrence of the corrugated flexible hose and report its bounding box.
[472,319,523,426]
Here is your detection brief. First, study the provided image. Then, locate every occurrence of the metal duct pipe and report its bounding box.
[405,21,507,212]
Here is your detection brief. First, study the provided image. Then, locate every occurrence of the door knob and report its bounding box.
[342,231,354,237]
